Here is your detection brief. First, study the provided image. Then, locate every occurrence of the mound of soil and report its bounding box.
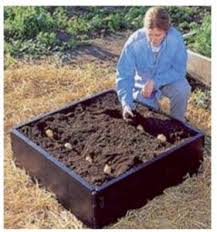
[19,92,194,186]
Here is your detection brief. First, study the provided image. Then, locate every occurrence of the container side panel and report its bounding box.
[10,132,95,227]
[94,137,204,227]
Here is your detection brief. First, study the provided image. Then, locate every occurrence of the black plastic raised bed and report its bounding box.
[10,89,204,228]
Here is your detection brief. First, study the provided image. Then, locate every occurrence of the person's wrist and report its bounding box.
[123,104,131,111]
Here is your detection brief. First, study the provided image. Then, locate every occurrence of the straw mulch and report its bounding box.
[4,61,211,229]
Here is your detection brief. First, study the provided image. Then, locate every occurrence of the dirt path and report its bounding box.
[69,31,131,66]
[18,31,131,70]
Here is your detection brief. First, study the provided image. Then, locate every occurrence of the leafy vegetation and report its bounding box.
[166,6,210,33]
[186,15,211,57]
[4,6,211,66]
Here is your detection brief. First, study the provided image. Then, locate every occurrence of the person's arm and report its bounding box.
[116,44,136,109]
[154,35,187,90]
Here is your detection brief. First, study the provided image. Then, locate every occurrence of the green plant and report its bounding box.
[36,32,57,47]
[188,15,211,57]
[4,52,17,69]
[67,17,90,35]
[4,7,56,40]
[53,7,69,29]
[104,14,122,32]
[124,7,148,29]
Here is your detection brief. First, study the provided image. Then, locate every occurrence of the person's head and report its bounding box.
[144,7,170,46]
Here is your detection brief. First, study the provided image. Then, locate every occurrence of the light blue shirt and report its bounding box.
[116,26,187,108]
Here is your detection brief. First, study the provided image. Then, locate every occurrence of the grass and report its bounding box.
[4,61,211,229]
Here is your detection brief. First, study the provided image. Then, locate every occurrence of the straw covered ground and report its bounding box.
[4,33,211,229]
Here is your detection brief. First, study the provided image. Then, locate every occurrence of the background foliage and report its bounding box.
[4,6,211,67]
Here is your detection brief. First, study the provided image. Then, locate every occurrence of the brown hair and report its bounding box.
[144,7,170,31]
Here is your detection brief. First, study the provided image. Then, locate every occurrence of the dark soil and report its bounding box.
[19,92,195,186]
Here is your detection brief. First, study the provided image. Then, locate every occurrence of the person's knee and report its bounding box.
[171,80,191,102]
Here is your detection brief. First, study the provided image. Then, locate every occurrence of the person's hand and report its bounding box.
[141,79,155,98]
[122,105,134,121]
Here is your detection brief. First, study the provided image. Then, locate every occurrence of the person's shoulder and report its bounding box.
[125,28,146,48]
[165,26,184,48]
[167,26,183,40]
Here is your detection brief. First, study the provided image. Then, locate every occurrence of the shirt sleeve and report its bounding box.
[154,35,187,90]
[116,44,136,108]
